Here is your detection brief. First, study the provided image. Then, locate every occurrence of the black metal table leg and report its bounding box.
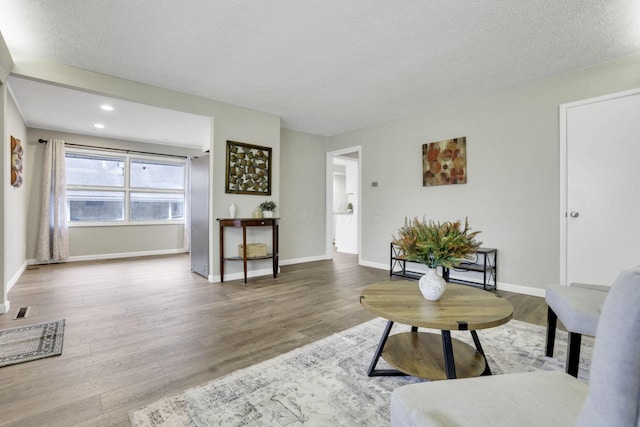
[367,320,406,376]
[470,330,492,376]
[441,330,457,379]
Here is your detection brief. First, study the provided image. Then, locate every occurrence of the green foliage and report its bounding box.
[259,200,277,211]
[393,217,482,269]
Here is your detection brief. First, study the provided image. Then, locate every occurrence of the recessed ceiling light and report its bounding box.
[100,104,114,111]
[94,123,105,129]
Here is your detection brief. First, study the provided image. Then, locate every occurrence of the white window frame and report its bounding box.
[66,148,186,227]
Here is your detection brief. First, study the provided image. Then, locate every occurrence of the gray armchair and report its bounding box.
[390,266,640,427]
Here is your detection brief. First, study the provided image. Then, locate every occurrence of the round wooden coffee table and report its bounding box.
[360,280,513,380]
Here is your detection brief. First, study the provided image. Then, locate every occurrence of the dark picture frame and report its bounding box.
[225,140,272,195]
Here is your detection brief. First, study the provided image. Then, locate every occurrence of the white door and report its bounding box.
[561,89,640,286]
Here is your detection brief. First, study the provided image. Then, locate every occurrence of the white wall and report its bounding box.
[0,30,11,312]
[209,105,281,281]
[279,128,327,263]
[325,53,640,291]
[5,92,27,277]
[1,84,28,313]
[0,83,7,313]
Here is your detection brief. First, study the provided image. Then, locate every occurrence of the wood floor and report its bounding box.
[0,253,547,427]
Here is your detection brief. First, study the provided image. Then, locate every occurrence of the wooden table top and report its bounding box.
[360,280,513,330]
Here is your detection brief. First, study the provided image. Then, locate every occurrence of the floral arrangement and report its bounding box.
[259,200,277,211]
[393,217,481,269]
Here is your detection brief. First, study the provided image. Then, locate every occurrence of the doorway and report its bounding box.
[326,147,361,259]
[560,87,640,285]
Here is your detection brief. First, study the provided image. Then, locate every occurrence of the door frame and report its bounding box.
[325,146,362,259]
[559,87,640,285]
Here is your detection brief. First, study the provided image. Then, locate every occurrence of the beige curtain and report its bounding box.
[36,139,69,262]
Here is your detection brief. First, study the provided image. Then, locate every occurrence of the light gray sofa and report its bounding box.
[390,265,640,427]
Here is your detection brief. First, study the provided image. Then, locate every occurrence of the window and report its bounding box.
[68,190,125,222]
[65,149,185,224]
[130,192,184,221]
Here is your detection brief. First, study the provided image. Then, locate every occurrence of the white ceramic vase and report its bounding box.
[263,210,274,218]
[419,267,446,301]
[229,203,237,218]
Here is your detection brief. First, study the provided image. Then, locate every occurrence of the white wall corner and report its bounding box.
[0,30,14,82]
[0,300,10,315]
[6,261,27,294]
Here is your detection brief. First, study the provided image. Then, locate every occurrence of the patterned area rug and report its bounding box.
[130,318,592,427]
[0,319,65,368]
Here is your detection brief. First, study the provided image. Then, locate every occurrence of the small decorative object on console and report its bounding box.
[238,243,267,257]
[259,200,277,218]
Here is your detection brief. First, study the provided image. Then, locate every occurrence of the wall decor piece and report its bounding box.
[422,136,467,187]
[10,136,24,187]
[225,140,272,195]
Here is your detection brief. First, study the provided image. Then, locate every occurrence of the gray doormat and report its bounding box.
[0,319,65,368]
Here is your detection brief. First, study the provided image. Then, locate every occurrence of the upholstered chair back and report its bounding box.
[576,265,640,427]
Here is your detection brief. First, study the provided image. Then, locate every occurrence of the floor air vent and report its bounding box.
[15,307,30,319]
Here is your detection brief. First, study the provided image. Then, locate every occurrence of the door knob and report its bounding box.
[569,211,579,218]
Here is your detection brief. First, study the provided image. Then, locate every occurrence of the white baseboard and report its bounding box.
[359,259,545,297]
[27,248,188,265]
[211,267,280,283]
[208,255,329,283]
[2,261,27,314]
[358,259,388,270]
[280,255,331,266]
[7,260,27,293]
[497,282,545,297]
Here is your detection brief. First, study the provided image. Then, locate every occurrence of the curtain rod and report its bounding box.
[37,139,188,159]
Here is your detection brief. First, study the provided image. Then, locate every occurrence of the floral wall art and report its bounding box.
[10,136,24,187]
[422,136,467,187]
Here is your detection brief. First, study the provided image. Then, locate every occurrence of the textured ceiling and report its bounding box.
[1,0,640,140]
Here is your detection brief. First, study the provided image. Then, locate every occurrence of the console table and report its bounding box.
[218,218,279,283]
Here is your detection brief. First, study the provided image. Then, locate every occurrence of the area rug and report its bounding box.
[0,319,65,368]
[130,318,592,427]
